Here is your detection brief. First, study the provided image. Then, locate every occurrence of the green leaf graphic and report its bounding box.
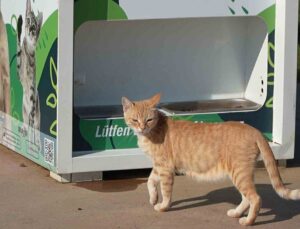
[36,10,58,87]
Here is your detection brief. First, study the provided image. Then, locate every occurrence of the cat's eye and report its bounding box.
[147,118,154,122]
[132,119,138,123]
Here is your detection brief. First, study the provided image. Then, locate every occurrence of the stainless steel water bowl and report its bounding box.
[159,98,261,115]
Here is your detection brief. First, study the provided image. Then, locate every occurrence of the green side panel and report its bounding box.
[74,0,128,32]
[264,132,272,141]
[77,112,272,151]
[36,10,58,87]
[77,113,224,151]
[259,5,275,34]
[79,118,137,150]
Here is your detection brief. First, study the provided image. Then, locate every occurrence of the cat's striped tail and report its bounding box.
[256,133,300,200]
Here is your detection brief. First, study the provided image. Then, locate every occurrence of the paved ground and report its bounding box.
[1,145,300,229]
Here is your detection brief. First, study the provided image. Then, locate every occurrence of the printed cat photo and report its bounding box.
[17,0,42,147]
[122,93,300,226]
[0,9,11,139]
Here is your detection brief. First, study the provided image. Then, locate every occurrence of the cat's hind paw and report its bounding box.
[239,217,253,226]
[154,203,170,212]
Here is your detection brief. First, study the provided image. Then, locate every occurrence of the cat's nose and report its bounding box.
[140,125,146,130]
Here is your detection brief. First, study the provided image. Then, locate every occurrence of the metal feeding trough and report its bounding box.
[75,98,261,119]
[159,99,261,115]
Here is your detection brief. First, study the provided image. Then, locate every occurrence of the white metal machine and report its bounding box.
[0,0,298,182]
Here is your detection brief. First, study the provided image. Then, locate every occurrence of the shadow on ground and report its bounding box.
[75,169,151,192]
[170,184,300,226]
[75,179,147,193]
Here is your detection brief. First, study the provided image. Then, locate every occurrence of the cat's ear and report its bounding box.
[36,12,43,37]
[17,15,23,42]
[122,97,134,112]
[26,0,32,16]
[148,93,161,108]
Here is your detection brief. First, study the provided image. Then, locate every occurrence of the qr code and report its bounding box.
[44,138,55,166]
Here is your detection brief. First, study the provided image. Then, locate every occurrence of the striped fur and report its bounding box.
[256,135,300,200]
[122,94,300,226]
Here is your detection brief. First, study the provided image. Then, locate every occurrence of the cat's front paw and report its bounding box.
[149,195,158,206]
[154,203,170,212]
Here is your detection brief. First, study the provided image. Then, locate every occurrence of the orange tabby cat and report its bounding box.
[122,93,300,226]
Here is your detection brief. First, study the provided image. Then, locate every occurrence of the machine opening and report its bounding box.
[74,16,268,118]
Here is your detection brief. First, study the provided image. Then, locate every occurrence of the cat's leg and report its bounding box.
[231,171,261,226]
[22,101,30,142]
[28,112,35,147]
[22,101,30,125]
[154,169,174,212]
[34,128,41,151]
[227,194,249,218]
[34,94,41,151]
[147,168,159,206]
